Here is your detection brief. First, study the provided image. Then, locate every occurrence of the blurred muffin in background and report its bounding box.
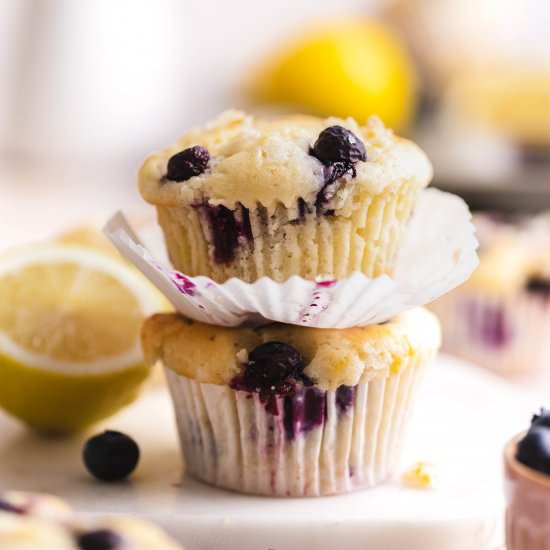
[430,213,550,376]
[0,491,183,549]
[385,0,550,171]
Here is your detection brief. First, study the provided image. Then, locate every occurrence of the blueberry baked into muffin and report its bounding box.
[139,110,432,283]
[430,214,550,375]
[142,308,441,496]
[0,491,182,549]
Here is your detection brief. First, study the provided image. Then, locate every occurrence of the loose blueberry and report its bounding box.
[311,125,366,166]
[0,498,23,514]
[77,529,123,550]
[83,430,140,482]
[165,145,209,182]
[531,408,550,429]
[516,426,550,475]
[246,342,305,388]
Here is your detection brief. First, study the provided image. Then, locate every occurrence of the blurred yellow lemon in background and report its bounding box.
[0,243,165,433]
[57,225,121,258]
[248,20,417,132]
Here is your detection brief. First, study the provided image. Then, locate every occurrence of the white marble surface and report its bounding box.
[0,354,536,549]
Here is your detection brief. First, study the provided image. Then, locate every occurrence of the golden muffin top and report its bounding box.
[139,110,432,216]
[142,307,440,390]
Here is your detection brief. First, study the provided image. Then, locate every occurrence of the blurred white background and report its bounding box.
[0,0,374,247]
[1,0,550,247]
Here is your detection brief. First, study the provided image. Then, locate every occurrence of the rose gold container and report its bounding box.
[505,434,550,550]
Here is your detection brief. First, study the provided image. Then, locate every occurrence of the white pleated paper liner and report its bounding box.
[103,188,478,328]
[165,351,426,497]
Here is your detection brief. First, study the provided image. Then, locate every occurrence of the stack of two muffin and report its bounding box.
[138,111,441,496]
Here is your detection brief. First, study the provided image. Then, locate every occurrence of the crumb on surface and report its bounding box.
[402,461,438,489]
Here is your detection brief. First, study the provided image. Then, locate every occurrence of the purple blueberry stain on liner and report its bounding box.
[283,388,326,440]
[336,385,355,414]
[299,284,335,325]
[170,272,197,297]
[316,280,337,288]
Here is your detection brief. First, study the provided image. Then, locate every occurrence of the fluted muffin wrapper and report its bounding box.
[104,189,478,328]
[430,288,550,375]
[164,353,429,497]
[156,181,416,283]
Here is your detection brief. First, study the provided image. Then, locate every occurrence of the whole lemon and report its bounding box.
[249,20,417,132]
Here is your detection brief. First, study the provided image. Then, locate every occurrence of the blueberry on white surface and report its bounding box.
[83,430,139,482]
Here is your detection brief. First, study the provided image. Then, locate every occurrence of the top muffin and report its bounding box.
[139,111,432,283]
[140,110,432,215]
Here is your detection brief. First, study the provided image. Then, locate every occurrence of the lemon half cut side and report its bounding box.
[0,243,165,433]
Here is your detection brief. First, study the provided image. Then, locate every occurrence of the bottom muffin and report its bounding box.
[142,308,441,497]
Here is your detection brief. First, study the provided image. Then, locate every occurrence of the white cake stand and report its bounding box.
[0,355,534,550]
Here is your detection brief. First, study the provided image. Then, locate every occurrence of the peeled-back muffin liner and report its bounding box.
[164,351,429,497]
[104,188,478,328]
[430,288,550,375]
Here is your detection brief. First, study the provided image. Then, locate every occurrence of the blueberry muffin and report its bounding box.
[0,491,182,549]
[142,307,441,496]
[139,110,432,283]
[430,214,550,375]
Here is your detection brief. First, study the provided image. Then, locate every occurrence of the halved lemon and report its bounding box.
[0,243,165,433]
[57,224,121,258]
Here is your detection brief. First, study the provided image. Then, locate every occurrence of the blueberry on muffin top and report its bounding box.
[139,110,432,215]
[141,307,441,390]
[164,145,210,182]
